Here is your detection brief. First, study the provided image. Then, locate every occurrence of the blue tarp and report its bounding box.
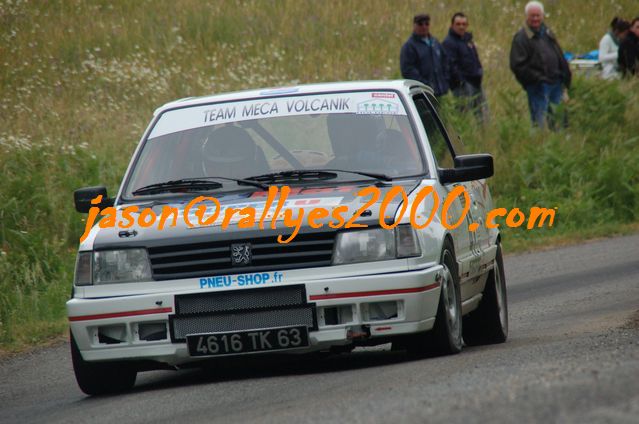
[564,50,599,61]
[579,50,599,60]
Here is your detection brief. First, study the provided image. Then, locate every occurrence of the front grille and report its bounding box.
[175,285,306,315]
[171,307,315,341]
[148,232,335,280]
[170,285,316,342]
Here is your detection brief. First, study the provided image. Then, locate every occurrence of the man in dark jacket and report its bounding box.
[509,1,571,129]
[618,17,639,77]
[400,14,449,97]
[443,12,488,123]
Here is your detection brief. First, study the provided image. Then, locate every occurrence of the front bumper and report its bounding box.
[67,265,443,366]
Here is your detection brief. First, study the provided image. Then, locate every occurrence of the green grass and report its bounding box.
[1,0,638,350]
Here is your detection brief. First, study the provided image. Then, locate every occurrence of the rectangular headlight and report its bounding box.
[333,228,395,265]
[93,249,152,284]
[333,225,421,265]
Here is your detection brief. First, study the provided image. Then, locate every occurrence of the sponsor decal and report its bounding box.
[149,92,406,139]
[356,99,400,115]
[198,271,285,289]
[371,92,396,99]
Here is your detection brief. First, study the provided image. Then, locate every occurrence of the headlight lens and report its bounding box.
[93,249,152,284]
[333,225,421,265]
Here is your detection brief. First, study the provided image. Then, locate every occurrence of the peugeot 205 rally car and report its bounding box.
[69,81,508,395]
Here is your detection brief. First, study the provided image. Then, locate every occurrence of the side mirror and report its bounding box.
[74,186,114,213]
[438,154,494,184]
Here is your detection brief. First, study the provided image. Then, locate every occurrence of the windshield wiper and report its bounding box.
[246,169,393,185]
[245,170,338,184]
[319,169,393,181]
[132,176,269,196]
[132,179,223,195]
[198,176,270,190]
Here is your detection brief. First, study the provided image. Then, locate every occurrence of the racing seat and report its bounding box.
[325,114,384,171]
[376,129,421,174]
[201,126,269,179]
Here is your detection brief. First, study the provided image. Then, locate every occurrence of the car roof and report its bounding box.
[154,80,432,115]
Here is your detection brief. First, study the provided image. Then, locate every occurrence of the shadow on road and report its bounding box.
[118,347,420,396]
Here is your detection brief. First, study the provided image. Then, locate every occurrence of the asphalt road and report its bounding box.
[1,234,638,424]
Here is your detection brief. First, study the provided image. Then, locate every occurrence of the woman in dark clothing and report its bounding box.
[618,17,639,77]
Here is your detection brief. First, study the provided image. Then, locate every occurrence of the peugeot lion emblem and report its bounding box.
[231,243,251,266]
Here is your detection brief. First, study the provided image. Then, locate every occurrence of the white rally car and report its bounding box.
[68,81,508,395]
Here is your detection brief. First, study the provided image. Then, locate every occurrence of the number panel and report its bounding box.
[187,326,309,357]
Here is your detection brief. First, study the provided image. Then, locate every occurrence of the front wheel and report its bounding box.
[463,243,508,345]
[71,334,137,395]
[408,239,463,356]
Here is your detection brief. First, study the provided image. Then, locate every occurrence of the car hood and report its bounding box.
[88,180,422,250]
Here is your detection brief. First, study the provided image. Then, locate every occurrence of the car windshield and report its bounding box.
[123,90,426,198]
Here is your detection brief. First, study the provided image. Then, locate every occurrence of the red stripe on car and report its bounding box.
[69,307,173,322]
[309,282,439,301]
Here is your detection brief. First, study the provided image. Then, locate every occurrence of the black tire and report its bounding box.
[463,243,508,345]
[408,239,463,356]
[71,334,137,395]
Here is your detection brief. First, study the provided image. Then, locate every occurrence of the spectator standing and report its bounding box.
[443,12,488,124]
[400,14,449,97]
[619,17,639,77]
[599,17,630,80]
[509,1,571,129]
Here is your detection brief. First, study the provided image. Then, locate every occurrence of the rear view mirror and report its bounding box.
[74,186,113,213]
[438,154,493,184]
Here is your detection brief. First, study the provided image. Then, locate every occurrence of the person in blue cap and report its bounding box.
[400,13,450,98]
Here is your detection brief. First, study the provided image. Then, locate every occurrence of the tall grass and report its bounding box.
[1,0,638,348]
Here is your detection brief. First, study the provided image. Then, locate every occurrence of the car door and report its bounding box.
[423,93,492,259]
[411,92,478,302]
